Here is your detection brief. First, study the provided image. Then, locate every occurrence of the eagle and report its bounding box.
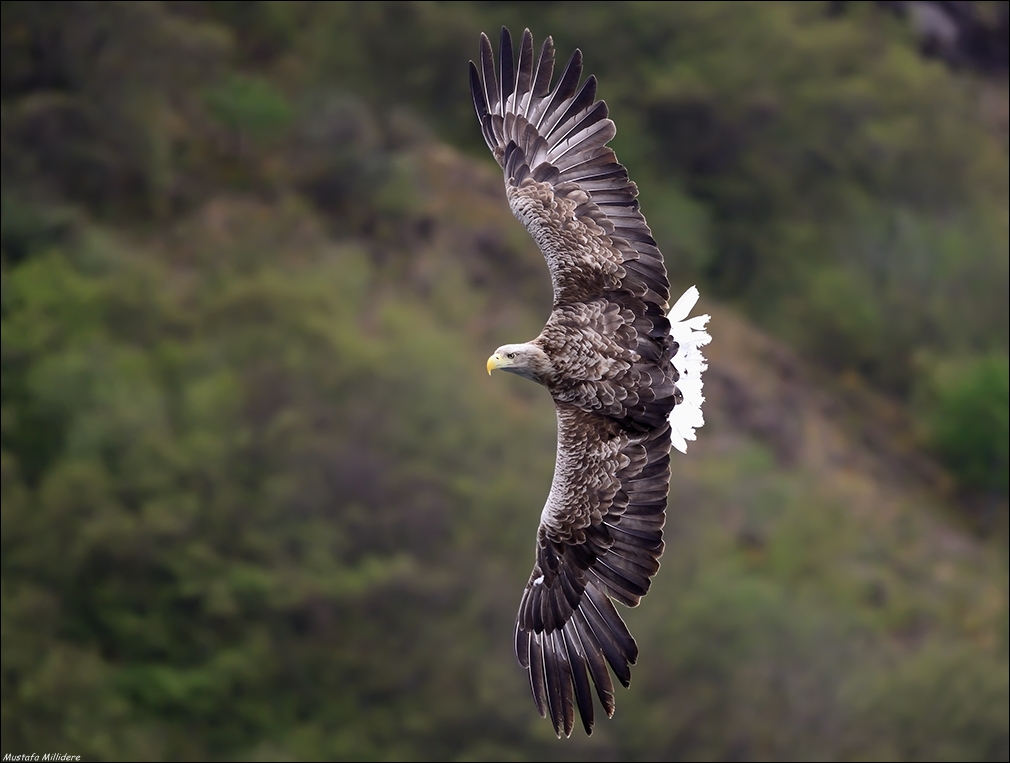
[471,28,711,737]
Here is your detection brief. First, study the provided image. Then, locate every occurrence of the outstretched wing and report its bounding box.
[515,404,671,737]
[469,27,669,309]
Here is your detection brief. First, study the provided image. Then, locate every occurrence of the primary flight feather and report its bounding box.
[471,27,711,738]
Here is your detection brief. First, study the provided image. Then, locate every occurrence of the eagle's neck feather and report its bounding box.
[512,341,556,385]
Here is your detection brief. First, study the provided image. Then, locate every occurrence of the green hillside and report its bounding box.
[2,3,1007,760]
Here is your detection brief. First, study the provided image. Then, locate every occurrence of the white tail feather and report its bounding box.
[668,286,711,454]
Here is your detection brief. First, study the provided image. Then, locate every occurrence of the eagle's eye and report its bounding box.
[507,352,516,359]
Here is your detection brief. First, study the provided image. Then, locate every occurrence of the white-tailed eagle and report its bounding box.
[471,27,711,737]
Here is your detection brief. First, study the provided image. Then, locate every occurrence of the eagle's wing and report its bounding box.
[516,404,670,737]
[471,28,682,737]
[469,27,669,309]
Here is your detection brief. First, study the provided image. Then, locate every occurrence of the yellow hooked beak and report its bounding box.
[486,353,500,375]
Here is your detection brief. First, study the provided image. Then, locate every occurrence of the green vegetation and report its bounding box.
[920,353,1010,494]
[2,2,1007,760]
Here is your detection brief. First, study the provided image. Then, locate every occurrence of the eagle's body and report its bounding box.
[472,27,711,738]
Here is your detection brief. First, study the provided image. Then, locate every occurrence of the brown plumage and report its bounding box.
[473,27,695,738]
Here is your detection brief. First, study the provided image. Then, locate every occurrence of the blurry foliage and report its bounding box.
[203,73,293,145]
[854,640,1010,761]
[1,0,233,217]
[917,353,1010,494]
[784,204,1009,395]
[4,0,1007,399]
[2,1,1008,760]
[0,203,558,759]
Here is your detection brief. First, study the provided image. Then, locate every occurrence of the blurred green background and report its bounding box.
[2,2,1008,760]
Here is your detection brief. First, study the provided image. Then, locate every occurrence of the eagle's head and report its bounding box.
[486,343,553,385]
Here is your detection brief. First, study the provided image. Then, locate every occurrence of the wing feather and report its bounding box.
[542,629,564,734]
[531,46,583,134]
[571,607,616,719]
[498,27,515,116]
[514,28,534,115]
[479,33,499,120]
[526,629,548,718]
[544,75,599,143]
[530,35,556,103]
[470,27,667,309]
[513,404,671,737]
[563,622,595,736]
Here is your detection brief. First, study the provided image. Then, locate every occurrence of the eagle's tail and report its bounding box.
[667,286,711,453]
